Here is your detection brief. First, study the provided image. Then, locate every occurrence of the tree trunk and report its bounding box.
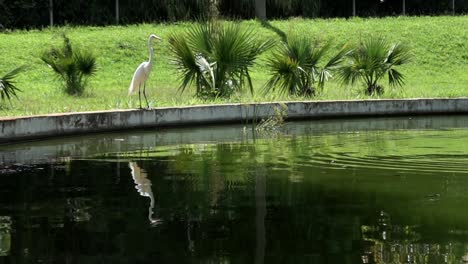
[209,0,219,20]
[402,0,406,15]
[255,169,266,264]
[115,0,120,24]
[49,0,54,27]
[255,0,266,20]
[352,0,356,17]
[452,0,455,15]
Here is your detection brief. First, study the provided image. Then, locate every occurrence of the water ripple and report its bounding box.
[297,152,468,174]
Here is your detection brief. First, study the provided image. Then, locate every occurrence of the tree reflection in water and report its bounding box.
[2,120,468,262]
[0,216,11,256]
[362,211,468,264]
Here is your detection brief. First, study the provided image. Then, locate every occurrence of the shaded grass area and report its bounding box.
[0,16,467,117]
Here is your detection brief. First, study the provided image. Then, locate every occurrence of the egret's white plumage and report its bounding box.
[128,61,152,95]
[129,34,161,108]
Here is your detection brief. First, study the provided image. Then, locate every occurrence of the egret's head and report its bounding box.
[149,34,162,42]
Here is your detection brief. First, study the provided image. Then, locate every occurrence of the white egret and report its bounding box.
[128,34,161,109]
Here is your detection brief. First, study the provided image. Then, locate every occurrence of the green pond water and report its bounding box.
[1,116,468,263]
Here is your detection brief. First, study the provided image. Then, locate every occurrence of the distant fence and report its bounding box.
[1,0,467,29]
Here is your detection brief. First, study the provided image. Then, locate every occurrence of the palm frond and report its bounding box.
[41,50,64,76]
[170,21,273,98]
[256,37,276,56]
[62,34,73,58]
[169,33,201,93]
[195,53,216,89]
[265,52,301,95]
[338,62,361,86]
[75,51,97,76]
[42,34,97,95]
[266,34,342,96]
[388,68,405,88]
[286,35,313,65]
[386,42,411,66]
[243,68,254,95]
[339,36,410,95]
[316,46,351,89]
[186,22,215,55]
[0,66,27,102]
[325,45,351,69]
[309,42,330,66]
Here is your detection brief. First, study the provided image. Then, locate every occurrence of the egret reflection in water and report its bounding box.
[129,162,162,225]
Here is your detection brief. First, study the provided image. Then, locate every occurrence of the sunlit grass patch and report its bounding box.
[0,16,467,117]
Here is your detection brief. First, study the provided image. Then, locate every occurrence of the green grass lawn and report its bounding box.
[1,16,467,117]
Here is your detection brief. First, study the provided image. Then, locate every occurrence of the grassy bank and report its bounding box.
[0,16,467,117]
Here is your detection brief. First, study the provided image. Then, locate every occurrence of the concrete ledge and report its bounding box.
[1,98,468,144]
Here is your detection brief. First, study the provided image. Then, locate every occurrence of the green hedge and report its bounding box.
[0,0,467,28]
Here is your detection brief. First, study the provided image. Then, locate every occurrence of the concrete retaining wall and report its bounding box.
[1,98,468,144]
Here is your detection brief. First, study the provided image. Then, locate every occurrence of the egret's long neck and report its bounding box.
[148,39,154,64]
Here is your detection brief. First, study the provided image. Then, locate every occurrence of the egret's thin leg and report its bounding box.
[138,84,142,109]
[143,82,149,109]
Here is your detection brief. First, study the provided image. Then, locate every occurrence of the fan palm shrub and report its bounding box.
[339,37,411,95]
[265,34,349,97]
[169,21,274,99]
[0,66,26,103]
[41,34,97,95]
